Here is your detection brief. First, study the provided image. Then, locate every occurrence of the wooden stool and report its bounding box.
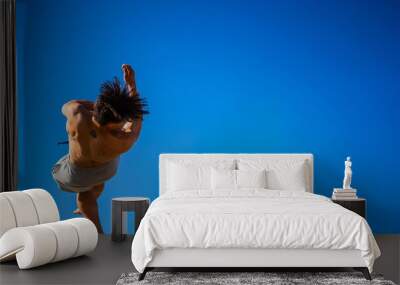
[111,197,150,242]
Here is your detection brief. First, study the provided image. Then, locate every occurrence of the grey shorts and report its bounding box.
[52,155,119,193]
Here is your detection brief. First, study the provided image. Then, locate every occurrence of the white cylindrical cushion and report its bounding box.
[65,218,98,257]
[0,226,57,269]
[0,196,17,237]
[23,189,60,223]
[0,192,39,227]
[0,218,97,269]
[42,221,79,262]
[0,189,59,238]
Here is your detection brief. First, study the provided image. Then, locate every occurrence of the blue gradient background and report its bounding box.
[16,0,400,233]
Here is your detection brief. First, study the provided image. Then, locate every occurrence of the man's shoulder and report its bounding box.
[71,103,92,116]
[67,107,93,132]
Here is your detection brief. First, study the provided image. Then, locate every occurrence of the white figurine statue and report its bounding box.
[342,156,352,189]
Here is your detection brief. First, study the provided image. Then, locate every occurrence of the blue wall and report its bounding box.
[16,0,400,233]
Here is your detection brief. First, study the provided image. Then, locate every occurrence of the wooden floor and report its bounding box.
[0,235,399,285]
[0,235,134,285]
[374,235,400,284]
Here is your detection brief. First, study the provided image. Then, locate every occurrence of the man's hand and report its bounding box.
[121,121,134,133]
[122,64,136,96]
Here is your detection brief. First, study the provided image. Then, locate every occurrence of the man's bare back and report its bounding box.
[52,64,148,232]
[65,65,142,167]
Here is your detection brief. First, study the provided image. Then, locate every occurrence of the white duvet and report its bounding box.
[131,190,380,273]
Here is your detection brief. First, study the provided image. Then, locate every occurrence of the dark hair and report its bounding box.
[94,77,148,126]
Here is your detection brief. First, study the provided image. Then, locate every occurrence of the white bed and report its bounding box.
[131,154,380,280]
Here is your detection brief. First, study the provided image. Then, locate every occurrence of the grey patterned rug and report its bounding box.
[117,272,396,285]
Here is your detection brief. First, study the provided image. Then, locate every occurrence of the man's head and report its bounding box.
[93,77,148,127]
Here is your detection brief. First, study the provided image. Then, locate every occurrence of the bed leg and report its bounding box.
[138,268,148,281]
[354,267,372,280]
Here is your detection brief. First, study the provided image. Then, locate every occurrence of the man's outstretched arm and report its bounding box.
[121,64,142,135]
[122,64,138,97]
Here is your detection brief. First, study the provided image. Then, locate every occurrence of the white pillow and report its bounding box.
[238,159,308,191]
[166,160,235,191]
[211,169,267,190]
[237,169,267,188]
[167,163,209,191]
[211,168,236,190]
[266,165,307,191]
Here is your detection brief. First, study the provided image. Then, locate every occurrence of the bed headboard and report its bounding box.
[159,153,314,195]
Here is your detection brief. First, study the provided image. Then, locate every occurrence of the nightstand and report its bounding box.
[111,197,150,242]
[332,198,366,218]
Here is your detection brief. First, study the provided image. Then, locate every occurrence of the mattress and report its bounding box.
[131,189,380,273]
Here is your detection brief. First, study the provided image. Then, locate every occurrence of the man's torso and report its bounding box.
[66,107,139,167]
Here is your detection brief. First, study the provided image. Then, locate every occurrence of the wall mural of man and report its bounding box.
[52,64,148,233]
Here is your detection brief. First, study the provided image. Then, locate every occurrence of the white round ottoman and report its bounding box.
[0,189,98,269]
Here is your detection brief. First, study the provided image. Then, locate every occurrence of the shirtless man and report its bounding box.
[52,64,148,233]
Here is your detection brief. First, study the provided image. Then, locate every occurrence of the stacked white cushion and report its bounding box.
[238,159,309,191]
[0,196,17,237]
[0,189,97,269]
[0,189,59,234]
[42,221,79,262]
[24,189,60,224]
[0,218,97,269]
[0,225,57,267]
[1,191,40,227]
[65,218,98,257]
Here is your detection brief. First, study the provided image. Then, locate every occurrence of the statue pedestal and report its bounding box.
[334,188,357,192]
[332,188,358,199]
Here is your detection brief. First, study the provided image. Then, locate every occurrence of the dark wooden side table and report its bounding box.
[112,197,150,242]
[332,198,366,218]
